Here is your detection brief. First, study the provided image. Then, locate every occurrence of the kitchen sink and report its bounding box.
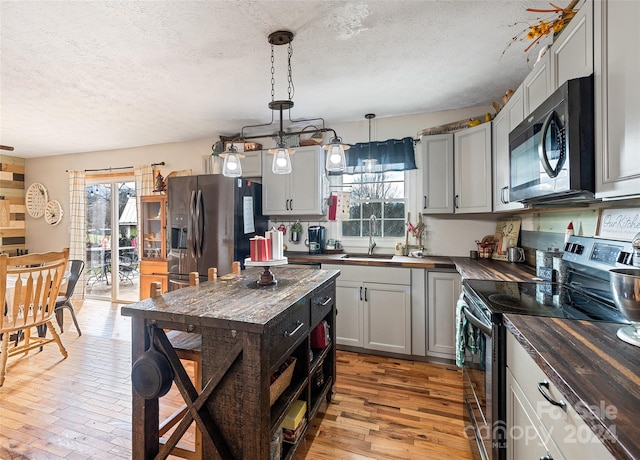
[340,253,395,260]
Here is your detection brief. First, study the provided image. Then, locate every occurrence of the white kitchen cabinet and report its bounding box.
[594,0,640,199]
[322,264,412,355]
[421,123,492,214]
[426,271,460,359]
[550,0,593,88]
[421,133,455,213]
[454,122,492,213]
[492,87,525,212]
[507,332,614,460]
[239,150,262,177]
[523,51,552,114]
[262,145,325,216]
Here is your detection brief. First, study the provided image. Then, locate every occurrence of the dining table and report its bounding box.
[86,246,135,285]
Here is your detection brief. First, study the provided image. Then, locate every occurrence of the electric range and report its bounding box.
[461,236,634,460]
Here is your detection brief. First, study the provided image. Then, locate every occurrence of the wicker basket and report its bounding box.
[299,126,324,146]
[270,357,296,406]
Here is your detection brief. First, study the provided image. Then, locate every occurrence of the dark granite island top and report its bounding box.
[505,315,640,460]
[121,266,340,460]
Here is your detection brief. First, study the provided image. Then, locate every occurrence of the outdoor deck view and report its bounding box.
[85,181,141,303]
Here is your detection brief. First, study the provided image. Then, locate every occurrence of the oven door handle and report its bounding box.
[462,305,492,336]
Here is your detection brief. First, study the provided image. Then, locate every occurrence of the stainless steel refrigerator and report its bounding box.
[167,175,268,291]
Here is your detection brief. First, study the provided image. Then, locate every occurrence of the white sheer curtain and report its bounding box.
[134,165,155,239]
[68,170,86,300]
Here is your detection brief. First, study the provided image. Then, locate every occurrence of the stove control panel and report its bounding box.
[563,236,636,270]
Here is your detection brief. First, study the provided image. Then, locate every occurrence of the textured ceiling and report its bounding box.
[0,0,557,158]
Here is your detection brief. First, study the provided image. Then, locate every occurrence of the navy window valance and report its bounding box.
[335,137,417,175]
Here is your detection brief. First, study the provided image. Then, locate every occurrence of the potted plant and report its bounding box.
[290,221,303,243]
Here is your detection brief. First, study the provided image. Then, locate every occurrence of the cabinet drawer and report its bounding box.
[267,298,309,369]
[507,333,614,459]
[311,282,335,328]
[323,264,409,285]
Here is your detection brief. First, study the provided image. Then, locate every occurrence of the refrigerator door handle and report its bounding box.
[189,190,197,259]
[196,189,204,258]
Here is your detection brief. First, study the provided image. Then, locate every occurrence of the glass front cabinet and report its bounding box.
[139,195,167,299]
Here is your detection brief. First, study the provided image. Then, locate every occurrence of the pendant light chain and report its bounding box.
[270,44,275,103]
[287,41,294,101]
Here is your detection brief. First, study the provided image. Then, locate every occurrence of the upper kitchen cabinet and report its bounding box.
[523,51,552,114]
[421,133,455,213]
[262,145,325,216]
[239,150,262,177]
[493,87,525,212]
[421,122,492,214]
[594,0,640,199]
[454,122,493,213]
[550,0,594,88]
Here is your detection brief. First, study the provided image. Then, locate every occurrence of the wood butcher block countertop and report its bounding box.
[121,266,339,333]
[505,315,640,460]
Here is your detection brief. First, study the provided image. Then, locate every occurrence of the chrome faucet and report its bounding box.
[368,215,377,256]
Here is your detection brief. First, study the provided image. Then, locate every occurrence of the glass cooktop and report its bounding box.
[463,279,627,323]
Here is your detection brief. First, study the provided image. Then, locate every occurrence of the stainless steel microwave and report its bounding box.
[509,74,595,204]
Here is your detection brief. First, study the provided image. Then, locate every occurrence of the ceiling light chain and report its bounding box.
[271,44,275,103]
[287,41,294,102]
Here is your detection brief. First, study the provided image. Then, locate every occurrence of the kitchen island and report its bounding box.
[121,266,339,459]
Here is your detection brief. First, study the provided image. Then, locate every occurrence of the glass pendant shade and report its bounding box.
[363,158,379,173]
[324,137,349,172]
[269,146,294,174]
[221,145,244,177]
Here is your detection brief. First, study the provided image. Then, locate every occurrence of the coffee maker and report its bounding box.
[307,226,326,254]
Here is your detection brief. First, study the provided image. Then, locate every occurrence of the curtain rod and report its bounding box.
[66,161,165,173]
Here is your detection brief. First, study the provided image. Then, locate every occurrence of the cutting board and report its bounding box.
[492,217,521,261]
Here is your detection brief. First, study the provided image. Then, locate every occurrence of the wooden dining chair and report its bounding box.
[0,248,70,386]
[150,267,225,459]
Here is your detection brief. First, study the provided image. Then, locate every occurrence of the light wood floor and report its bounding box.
[0,298,473,459]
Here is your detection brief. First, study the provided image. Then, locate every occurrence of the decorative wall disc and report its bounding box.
[44,199,64,226]
[26,182,48,218]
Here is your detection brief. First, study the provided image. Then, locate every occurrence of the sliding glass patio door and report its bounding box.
[85,179,140,303]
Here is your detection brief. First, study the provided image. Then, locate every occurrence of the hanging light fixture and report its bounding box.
[324,135,350,172]
[231,30,349,174]
[363,113,379,173]
[220,144,244,177]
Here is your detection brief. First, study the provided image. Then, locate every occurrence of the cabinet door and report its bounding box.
[289,146,324,215]
[595,0,640,199]
[240,150,262,178]
[454,123,492,213]
[141,195,167,260]
[427,271,460,358]
[523,53,552,114]
[335,281,364,348]
[363,282,411,355]
[551,0,593,87]
[261,151,289,215]
[493,90,526,212]
[421,134,455,214]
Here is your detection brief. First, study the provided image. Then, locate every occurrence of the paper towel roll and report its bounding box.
[268,230,284,260]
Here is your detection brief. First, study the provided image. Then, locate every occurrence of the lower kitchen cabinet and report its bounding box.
[507,332,614,460]
[426,270,460,359]
[139,260,167,300]
[323,264,411,355]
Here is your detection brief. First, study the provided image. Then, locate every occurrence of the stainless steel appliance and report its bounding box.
[461,235,635,460]
[307,225,325,254]
[167,175,268,290]
[509,74,594,205]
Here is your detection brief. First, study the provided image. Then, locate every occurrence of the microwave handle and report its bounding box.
[538,111,565,178]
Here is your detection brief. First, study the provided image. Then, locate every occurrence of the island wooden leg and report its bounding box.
[130,317,160,459]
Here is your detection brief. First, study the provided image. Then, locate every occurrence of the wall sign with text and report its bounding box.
[596,208,640,241]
